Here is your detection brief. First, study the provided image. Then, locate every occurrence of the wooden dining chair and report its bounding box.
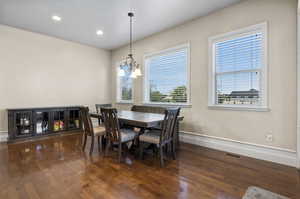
[80,107,106,155]
[95,104,112,125]
[101,107,138,163]
[139,108,181,167]
[132,105,182,150]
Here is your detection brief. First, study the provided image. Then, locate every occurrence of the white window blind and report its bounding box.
[117,64,133,102]
[144,44,190,104]
[209,23,267,109]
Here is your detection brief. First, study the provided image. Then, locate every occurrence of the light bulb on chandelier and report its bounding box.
[134,66,142,76]
[118,68,125,77]
[130,70,137,78]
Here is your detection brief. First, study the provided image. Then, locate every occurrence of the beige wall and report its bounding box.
[112,0,297,151]
[0,25,112,133]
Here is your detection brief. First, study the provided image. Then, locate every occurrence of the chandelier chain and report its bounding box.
[129,13,133,56]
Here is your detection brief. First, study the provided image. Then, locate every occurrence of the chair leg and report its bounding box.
[90,135,95,155]
[164,143,168,154]
[159,145,164,167]
[139,142,144,160]
[172,141,176,160]
[123,142,129,155]
[105,140,110,157]
[167,143,172,155]
[82,134,87,151]
[153,145,157,155]
[98,136,102,153]
[118,143,122,163]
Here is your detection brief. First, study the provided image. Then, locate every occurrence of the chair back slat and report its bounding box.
[160,108,181,144]
[101,108,121,142]
[80,107,94,136]
[96,104,112,114]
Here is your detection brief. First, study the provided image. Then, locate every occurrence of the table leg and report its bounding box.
[133,127,145,157]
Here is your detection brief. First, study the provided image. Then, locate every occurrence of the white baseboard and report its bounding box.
[0,131,8,143]
[180,131,298,168]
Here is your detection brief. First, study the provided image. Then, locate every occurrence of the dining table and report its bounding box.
[89,110,184,148]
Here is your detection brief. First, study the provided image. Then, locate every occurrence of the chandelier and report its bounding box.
[119,12,142,78]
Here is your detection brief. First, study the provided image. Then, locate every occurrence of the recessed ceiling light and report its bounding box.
[52,15,62,22]
[96,30,104,36]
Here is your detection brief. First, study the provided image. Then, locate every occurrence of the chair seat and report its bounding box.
[139,130,161,144]
[120,128,137,142]
[93,126,106,136]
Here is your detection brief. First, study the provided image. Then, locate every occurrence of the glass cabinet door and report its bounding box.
[68,109,81,130]
[15,111,33,137]
[52,111,65,132]
[35,111,50,135]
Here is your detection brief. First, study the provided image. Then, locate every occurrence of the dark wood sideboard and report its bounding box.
[7,106,83,142]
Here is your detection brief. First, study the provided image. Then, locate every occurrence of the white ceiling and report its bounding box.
[0,0,241,50]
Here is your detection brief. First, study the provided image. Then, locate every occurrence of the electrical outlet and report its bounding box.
[266,134,273,142]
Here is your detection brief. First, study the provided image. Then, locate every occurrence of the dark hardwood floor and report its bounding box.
[0,133,299,199]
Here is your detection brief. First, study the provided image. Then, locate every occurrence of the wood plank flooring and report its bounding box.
[0,133,299,199]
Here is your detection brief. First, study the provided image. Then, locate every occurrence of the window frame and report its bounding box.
[143,43,191,106]
[116,61,134,104]
[208,22,269,111]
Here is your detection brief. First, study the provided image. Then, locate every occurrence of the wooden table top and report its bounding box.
[90,110,183,128]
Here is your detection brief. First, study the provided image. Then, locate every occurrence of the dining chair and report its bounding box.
[101,107,138,163]
[132,105,182,150]
[139,108,181,167]
[95,104,112,125]
[80,106,106,155]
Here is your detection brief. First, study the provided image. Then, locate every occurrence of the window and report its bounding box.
[144,44,190,105]
[116,63,133,103]
[208,23,268,110]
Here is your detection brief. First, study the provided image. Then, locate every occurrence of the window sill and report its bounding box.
[208,105,270,112]
[143,103,192,108]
